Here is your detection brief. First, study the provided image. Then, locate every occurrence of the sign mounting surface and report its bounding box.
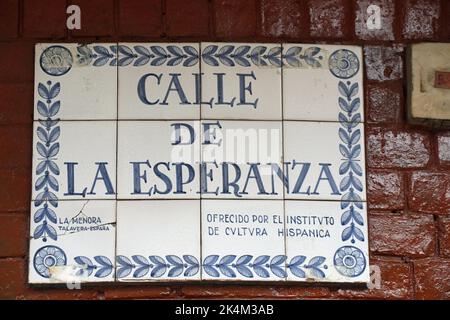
[30,43,368,284]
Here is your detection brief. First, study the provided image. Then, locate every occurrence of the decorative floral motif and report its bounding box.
[204,255,327,279]
[283,46,323,68]
[115,254,327,279]
[329,49,359,79]
[116,255,200,279]
[74,256,114,278]
[33,81,61,242]
[333,246,366,277]
[337,81,365,244]
[76,44,200,67]
[40,46,73,76]
[33,245,67,278]
[201,45,281,67]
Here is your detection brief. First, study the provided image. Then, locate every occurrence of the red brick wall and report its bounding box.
[0,0,449,300]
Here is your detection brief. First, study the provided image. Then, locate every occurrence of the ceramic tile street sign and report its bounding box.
[30,43,368,284]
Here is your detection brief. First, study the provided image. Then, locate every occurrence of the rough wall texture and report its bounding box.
[0,0,449,300]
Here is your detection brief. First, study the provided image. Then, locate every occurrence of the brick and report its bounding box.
[70,0,115,37]
[0,258,100,299]
[444,0,450,39]
[438,216,450,258]
[118,0,162,37]
[414,258,450,299]
[268,286,331,299]
[402,0,440,40]
[0,83,33,125]
[367,127,431,169]
[166,0,209,37]
[0,0,18,39]
[0,214,27,257]
[0,42,34,83]
[105,286,175,299]
[367,170,405,210]
[180,285,327,299]
[355,0,395,41]
[0,168,30,213]
[366,82,403,124]
[0,126,32,169]
[364,45,404,82]
[369,214,436,257]
[0,258,26,299]
[409,171,450,215]
[260,0,306,38]
[437,132,450,166]
[214,0,257,38]
[308,0,351,39]
[23,0,66,38]
[333,257,412,299]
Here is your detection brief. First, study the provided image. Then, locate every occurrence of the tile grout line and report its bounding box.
[114,41,119,282]
[199,41,203,281]
[281,43,289,281]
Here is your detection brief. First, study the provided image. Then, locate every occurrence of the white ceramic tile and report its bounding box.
[283,44,364,122]
[118,43,200,120]
[284,121,366,201]
[117,121,200,199]
[29,200,116,283]
[284,200,369,283]
[116,200,201,281]
[34,43,117,120]
[201,200,285,281]
[201,120,283,199]
[31,121,117,201]
[201,43,282,120]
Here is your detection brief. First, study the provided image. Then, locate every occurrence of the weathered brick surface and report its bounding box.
[333,257,413,299]
[0,83,33,125]
[367,170,405,210]
[0,126,32,169]
[118,0,163,37]
[413,258,450,299]
[213,0,257,38]
[181,285,331,299]
[367,127,431,169]
[23,0,66,39]
[0,0,448,300]
[0,0,18,39]
[260,0,306,38]
[438,216,450,258]
[369,214,436,257]
[409,171,450,215]
[437,132,450,167]
[364,45,404,82]
[355,0,396,41]
[166,0,209,37]
[308,0,351,39]
[69,0,115,37]
[0,214,27,258]
[0,258,100,300]
[0,168,30,213]
[0,42,34,83]
[105,286,176,299]
[402,0,441,40]
[366,82,403,124]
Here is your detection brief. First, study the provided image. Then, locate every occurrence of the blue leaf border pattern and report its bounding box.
[74,255,114,278]
[332,49,367,279]
[115,254,327,280]
[40,44,330,72]
[33,81,61,242]
[41,44,286,70]
[337,80,365,245]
